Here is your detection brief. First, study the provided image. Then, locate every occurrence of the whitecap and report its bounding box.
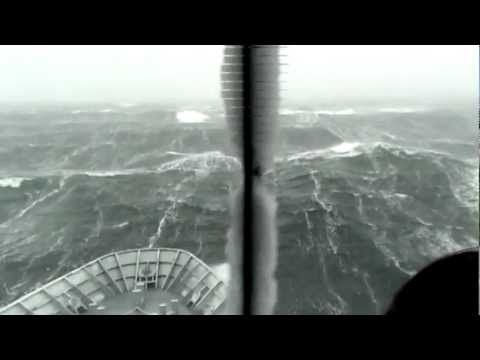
[112,222,129,229]
[0,177,30,188]
[416,217,433,226]
[165,151,192,156]
[212,263,230,284]
[14,178,66,220]
[82,169,145,177]
[279,109,308,115]
[176,111,209,124]
[378,107,427,113]
[331,142,361,154]
[157,151,240,174]
[314,108,356,116]
[286,142,362,162]
[280,108,356,116]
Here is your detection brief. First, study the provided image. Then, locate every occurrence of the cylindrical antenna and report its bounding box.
[222,45,281,315]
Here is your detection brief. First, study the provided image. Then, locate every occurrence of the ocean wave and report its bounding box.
[2,106,476,315]
[176,111,209,124]
[378,107,428,113]
[5,178,67,222]
[73,151,239,178]
[165,151,196,156]
[283,141,471,164]
[112,222,129,229]
[280,108,357,116]
[2,151,240,181]
[280,109,308,115]
[81,169,151,178]
[118,103,136,108]
[280,107,428,116]
[314,109,356,116]
[0,177,30,188]
[156,151,241,174]
[285,142,362,162]
[212,263,230,284]
[71,109,118,115]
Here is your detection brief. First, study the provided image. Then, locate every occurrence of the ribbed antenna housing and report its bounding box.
[222,45,280,171]
[222,45,281,315]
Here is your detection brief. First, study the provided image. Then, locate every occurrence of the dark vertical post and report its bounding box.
[242,45,254,315]
[222,45,280,315]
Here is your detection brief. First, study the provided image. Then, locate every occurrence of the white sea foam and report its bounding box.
[0,177,30,188]
[382,133,398,140]
[52,152,239,180]
[176,111,209,124]
[14,178,66,220]
[287,142,362,162]
[72,108,116,114]
[362,273,380,314]
[165,151,193,157]
[331,142,361,154]
[82,169,144,178]
[212,263,230,284]
[378,107,427,113]
[416,217,433,227]
[279,106,429,117]
[149,201,178,248]
[157,151,240,174]
[314,108,356,116]
[280,108,357,116]
[279,109,308,115]
[112,222,129,229]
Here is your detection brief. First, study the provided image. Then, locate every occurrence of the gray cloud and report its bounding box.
[283,45,478,107]
[0,45,223,104]
[0,45,476,107]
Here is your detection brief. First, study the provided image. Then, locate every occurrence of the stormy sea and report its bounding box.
[0,103,478,314]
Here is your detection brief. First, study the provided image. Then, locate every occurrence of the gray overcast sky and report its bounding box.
[0,45,477,106]
[0,45,223,104]
[285,45,478,107]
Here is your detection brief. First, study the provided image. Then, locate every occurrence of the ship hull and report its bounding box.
[0,248,226,315]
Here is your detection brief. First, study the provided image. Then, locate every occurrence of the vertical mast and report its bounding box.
[222,45,280,315]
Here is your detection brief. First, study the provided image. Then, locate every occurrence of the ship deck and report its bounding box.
[0,248,226,315]
[85,288,196,315]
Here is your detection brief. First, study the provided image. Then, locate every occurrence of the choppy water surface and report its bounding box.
[0,105,477,314]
